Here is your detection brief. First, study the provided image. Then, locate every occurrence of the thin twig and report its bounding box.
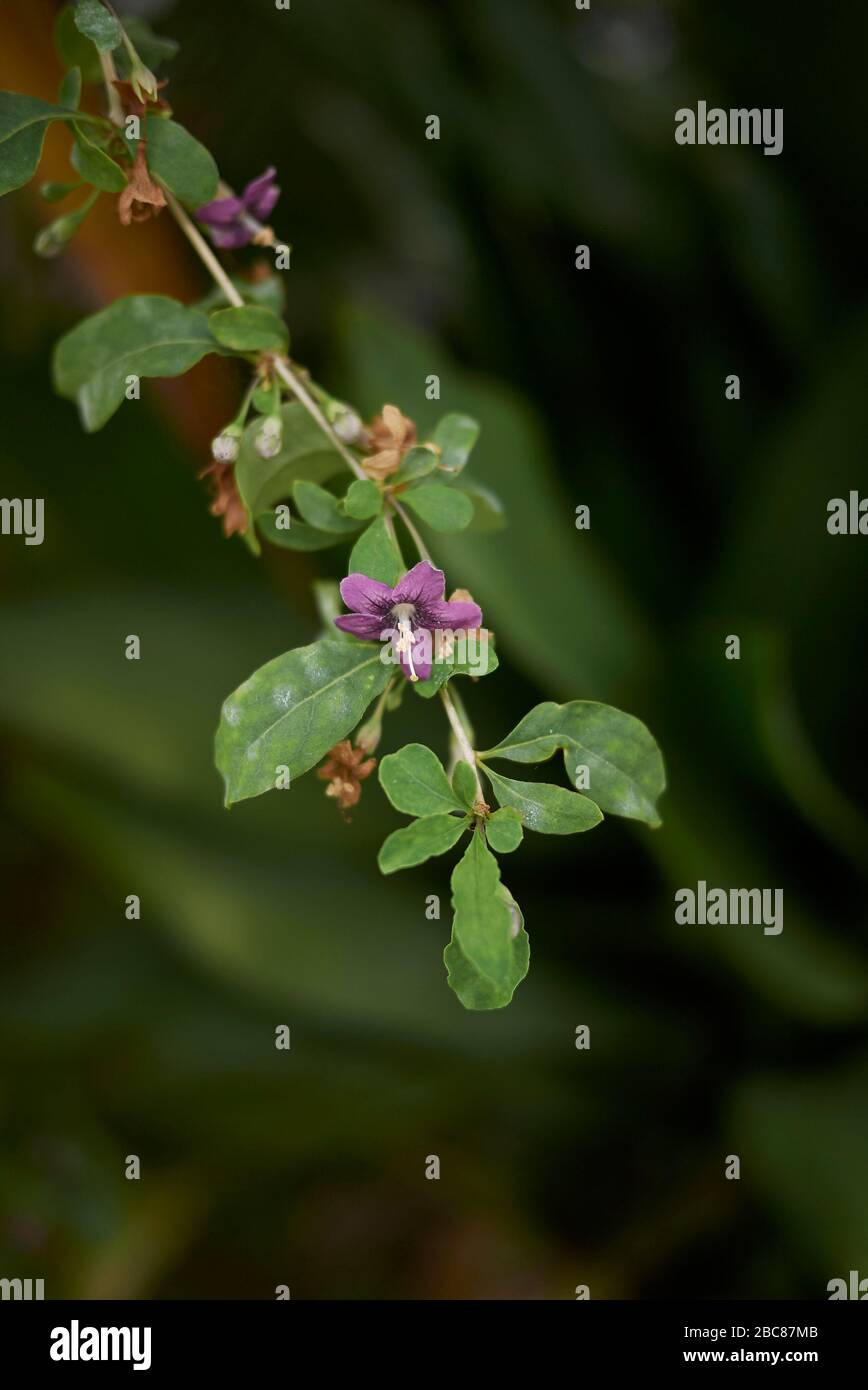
[164,191,245,308]
[164,197,368,481]
[271,357,367,481]
[98,51,124,126]
[440,686,484,801]
[392,498,433,563]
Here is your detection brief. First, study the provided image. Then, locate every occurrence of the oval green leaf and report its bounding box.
[480,699,665,827]
[430,413,480,476]
[52,293,225,431]
[378,812,470,875]
[342,478,382,520]
[144,114,218,208]
[485,807,524,853]
[70,122,126,192]
[403,483,473,532]
[0,92,94,197]
[481,765,602,834]
[347,516,403,586]
[216,639,391,805]
[451,759,478,810]
[444,834,529,1010]
[72,0,122,52]
[293,480,361,534]
[378,743,463,817]
[209,305,288,354]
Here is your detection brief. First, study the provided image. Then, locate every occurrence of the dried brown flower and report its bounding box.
[363,403,416,480]
[199,460,248,538]
[317,740,377,812]
[118,142,166,225]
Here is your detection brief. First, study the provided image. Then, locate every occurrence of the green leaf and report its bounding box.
[52,294,225,431]
[391,445,439,485]
[451,760,478,810]
[377,812,470,875]
[256,512,345,552]
[444,834,529,1010]
[412,631,498,699]
[457,480,507,533]
[403,483,473,532]
[209,305,288,354]
[215,639,391,805]
[481,765,602,834]
[0,92,94,197]
[59,67,82,110]
[378,743,464,817]
[342,478,382,520]
[480,700,665,828]
[347,516,403,586]
[55,7,105,83]
[235,402,344,536]
[73,0,122,52]
[293,481,361,535]
[70,122,126,192]
[485,807,524,853]
[431,412,479,476]
[144,115,218,208]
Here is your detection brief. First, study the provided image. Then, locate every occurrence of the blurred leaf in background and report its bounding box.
[1,0,867,1299]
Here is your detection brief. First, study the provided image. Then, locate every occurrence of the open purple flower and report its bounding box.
[196,167,280,249]
[334,561,482,683]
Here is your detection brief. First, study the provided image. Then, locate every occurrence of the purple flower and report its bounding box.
[334,561,482,683]
[196,167,280,249]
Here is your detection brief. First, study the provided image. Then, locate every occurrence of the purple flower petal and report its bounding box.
[196,195,245,226]
[340,573,394,615]
[392,561,444,608]
[208,224,253,250]
[333,614,386,640]
[425,599,482,631]
[243,167,279,219]
[250,182,280,221]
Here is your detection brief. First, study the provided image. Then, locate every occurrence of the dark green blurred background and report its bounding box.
[1,0,867,1299]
